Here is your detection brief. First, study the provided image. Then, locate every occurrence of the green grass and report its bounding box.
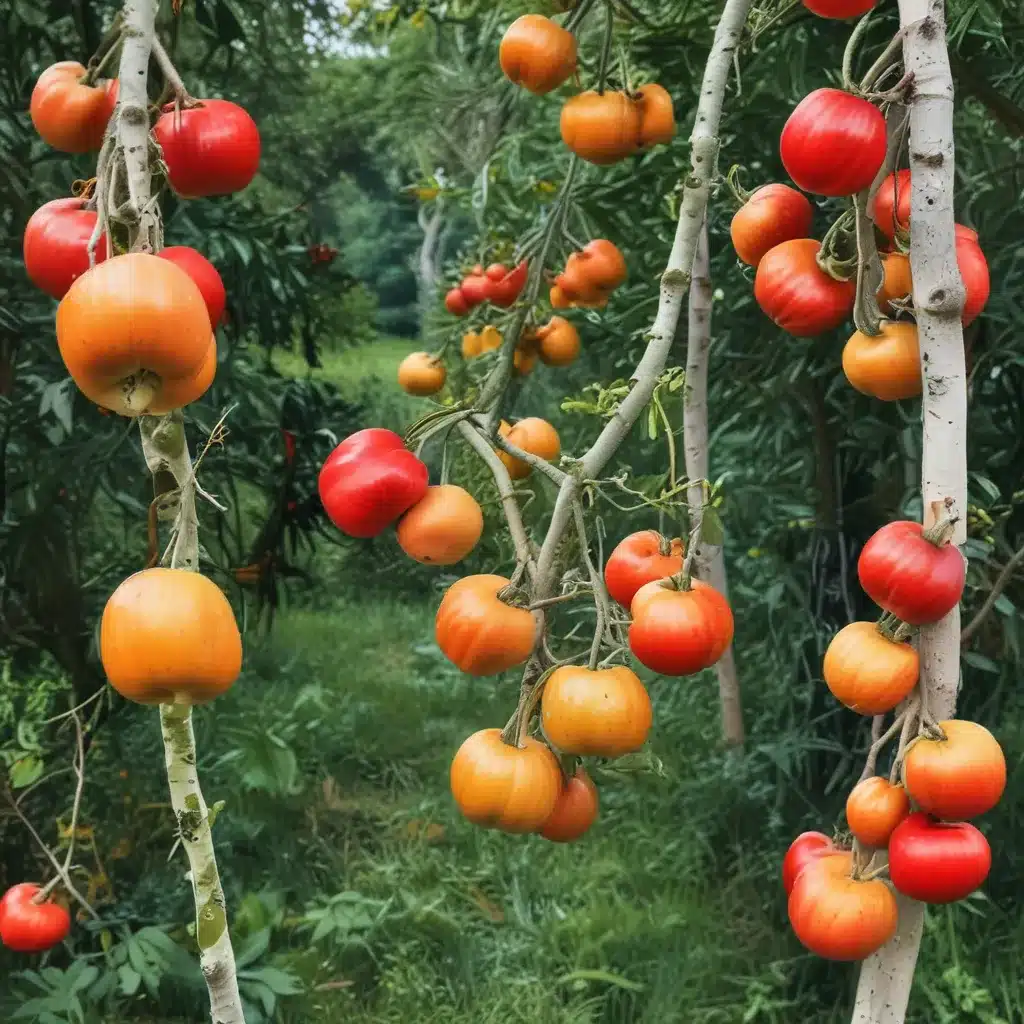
[272,338,420,396]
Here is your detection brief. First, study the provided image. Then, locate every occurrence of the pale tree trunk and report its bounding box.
[115,2,245,1019]
[417,201,444,323]
[852,1,967,1020]
[683,220,745,747]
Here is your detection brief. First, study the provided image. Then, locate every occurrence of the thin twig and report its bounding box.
[961,544,1024,644]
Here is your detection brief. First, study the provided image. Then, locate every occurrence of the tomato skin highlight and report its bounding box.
[858,520,966,625]
[846,777,911,848]
[318,428,429,538]
[604,530,684,608]
[887,812,991,904]
[0,884,71,953]
[782,831,835,896]
[445,288,470,316]
[754,239,854,336]
[628,579,734,676]
[902,720,1006,821]
[787,852,897,961]
[730,184,813,268]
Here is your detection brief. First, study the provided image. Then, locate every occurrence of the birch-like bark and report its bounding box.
[417,202,444,322]
[114,2,244,1019]
[528,0,753,614]
[852,2,967,1020]
[682,220,744,747]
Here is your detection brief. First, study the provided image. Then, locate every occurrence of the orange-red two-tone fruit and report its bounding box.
[540,768,599,842]
[30,62,118,153]
[100,568,242,705]
[498,418,561,480]
[499,14,577,95]
[822,621,918,715]
[56,253,215,416]
[450,728,561,832]
[397,485,483,565]
[846,777,911,848]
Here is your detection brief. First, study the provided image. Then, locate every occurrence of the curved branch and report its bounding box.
[960,544,1024,644]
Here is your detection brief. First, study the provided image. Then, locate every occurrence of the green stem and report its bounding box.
[841,10,875,93]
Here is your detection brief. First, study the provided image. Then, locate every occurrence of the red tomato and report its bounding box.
[857,520,965,625]
[788,852,897,961]
[956,224,990,327]
[282,428,296,464]
[484,263,508,282]
[0,884,71,952]
[754,238,855,336]
[803,0,875,16]
[318,428,428,538]
[444,287,470,316]
[872,169,911,240]
[604,530,684,608]
[780,89,886,197]
[730,184,814,268]
[153,99,261,198]
[23,197,109,299]
[460,273,493,307]
[540,768,599,843]
[158,246,226,329]
[887,812,991,904]
[489,260,529,307]
[902,720,1006,822]
[628,578,734,676]
[782,831,835,895]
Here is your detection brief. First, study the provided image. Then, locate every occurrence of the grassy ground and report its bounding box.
[271,338,419,396]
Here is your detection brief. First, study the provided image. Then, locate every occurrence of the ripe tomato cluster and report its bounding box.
[318,427,485,565]
[444,261,529,317]
[785,518,1003,961]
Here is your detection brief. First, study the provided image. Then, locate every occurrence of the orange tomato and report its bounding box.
[560,91,641,166]
[555,239,627,305]
[845,777,911,848]
[514,345,538,375]
[450,728,561,832]
[636,84,675,148]
[541,664,652,757]
[435,574,535,675]
[498,417,561,480]
[498,14,577,95]
[822,621,918,715]
[55,253,214,416]
[842,321,921,401]
[534,316,581,366]
[788,852,898,961]
[30,62,118,153]
[730,184,814,268]
[877,251,912,314]
[540,768,599,842]
[903,719,1006,821]
[397,352,446,396]
[397,485,483,565]
[100,568,242,705]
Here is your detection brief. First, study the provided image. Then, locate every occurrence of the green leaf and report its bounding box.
[556,968,645,992]
[700,506,725,546]
[234,927,271,969]
[962,650,1000,674]
[118,965,142,997]
[9,754,43,789]
[646,403,658,440]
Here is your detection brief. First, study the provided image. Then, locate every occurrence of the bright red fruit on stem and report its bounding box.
[754,238,855,336]
[887,812,991,904]
[788,852,897,961]
[540,768,599,843]
[0,884,71,952]
[871,169,911,240]
[444,287,470,316]
[802,0,876,18]
[955,224,990,326]
[628,578,734,676]
[730,184,813,268]
[604,530,684,608]
[23,197,108,299]
[459,272,492,307]
[318,428,428,538]
[488,260,529,307]
[782,831,836,895]
[153,99,261,198]
[902,720,1006,821]
[780,89,886,197]
[29,62,118,153]
[158,246,226,328]
[857,520,965,625]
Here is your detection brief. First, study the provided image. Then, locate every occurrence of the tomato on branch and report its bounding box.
[730,184,814,268]
[498,417,561,480]
[540,768,599,843]
[30,61,118,153]
[23,197,109,300]
[604,530,684,609]
[822,621,918,715]
[397,352,446,396]
[887,813,991,904]
[158,246,226,329]
[845,777,911,849]
[397,485,484,565]
[499,14,577,95]
[0,884,71,953]
[318,428,429,538]
[782,831,838,896]
[842,321,922,401]
[554,239,627,306]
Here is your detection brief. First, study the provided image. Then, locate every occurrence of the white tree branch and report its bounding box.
[683,219,744,747]
[852,2,966,1020]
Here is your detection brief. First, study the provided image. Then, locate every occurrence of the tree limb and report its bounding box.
[960,544,1024,644]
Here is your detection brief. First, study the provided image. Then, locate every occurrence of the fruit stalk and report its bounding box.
[682,219,744,747]
[851,2,968,1022]
[522,0,754,698]
[113,1,244,1019]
